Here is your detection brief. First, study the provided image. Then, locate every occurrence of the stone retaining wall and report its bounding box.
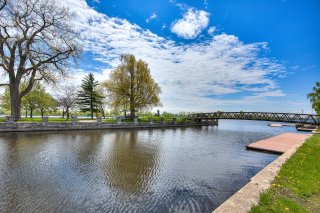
[0,120,218,133]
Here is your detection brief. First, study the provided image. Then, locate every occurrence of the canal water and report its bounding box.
[0,120,300,212]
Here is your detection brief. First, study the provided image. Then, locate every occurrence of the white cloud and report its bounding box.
[170,8,210,39]
[146,13,157,23]
[51,0,303,113]
[207,26,216,35]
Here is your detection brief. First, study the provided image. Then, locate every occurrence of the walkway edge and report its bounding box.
[213,134,311,213]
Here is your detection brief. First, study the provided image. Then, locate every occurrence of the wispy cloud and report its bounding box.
[56,0,290,112]
[207,26,216,35]
[170,8,210,39]
[146,13,157,23]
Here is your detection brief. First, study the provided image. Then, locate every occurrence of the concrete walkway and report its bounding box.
[246,133,309,153]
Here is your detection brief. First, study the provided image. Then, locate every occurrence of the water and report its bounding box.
[0,120,301,212]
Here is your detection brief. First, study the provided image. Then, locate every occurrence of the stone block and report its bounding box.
[42,117,49,125]
[71,116,77,125]
[5,116,15,123]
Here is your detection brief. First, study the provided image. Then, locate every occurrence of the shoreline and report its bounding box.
[0,121,218,133]
[213,132,310,213]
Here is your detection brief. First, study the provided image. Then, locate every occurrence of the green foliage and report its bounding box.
[0,87,10,113]
[37,92,58,116]
[103,54,161,118]
[162,111,175,117]
[1,82,57,117]
[307,82,320,114]
[77,73,104,119]
[251,133,320,213]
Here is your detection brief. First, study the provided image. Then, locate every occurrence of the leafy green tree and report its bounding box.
[1,83,57,118]
[103,54,161,119]
[22,83,57,118]
[77,73,104,119]
[37,93,58,117]
[22,88,39,118]
[307,82,320,114]
[0,87,10,114]
[96,86,109,118]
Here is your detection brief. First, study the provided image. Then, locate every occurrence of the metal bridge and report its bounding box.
[187,112,320,125]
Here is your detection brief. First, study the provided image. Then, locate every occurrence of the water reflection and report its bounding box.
[103,131,160,194]
[0,120,300,212]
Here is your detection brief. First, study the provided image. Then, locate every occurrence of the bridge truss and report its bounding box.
[187,112,320,125]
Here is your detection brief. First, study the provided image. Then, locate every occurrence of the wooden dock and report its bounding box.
[246,133,310,154]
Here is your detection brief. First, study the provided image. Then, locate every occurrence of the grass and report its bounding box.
[0,115,187,123]
[138,115,186,123]
[250,131,320,213]
[19,118,72,122]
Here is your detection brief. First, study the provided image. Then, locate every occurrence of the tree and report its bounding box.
[1,82,57,117]
[0,86,10,113]
[307,82,320,114]
[77,73,104,119]
[22,87,39,118]
[0,0,7,11]
[37,92,58,117]
[0,0,81,120]
[103,54,161,119]
[96,86,109,118]
[57,85,77,119]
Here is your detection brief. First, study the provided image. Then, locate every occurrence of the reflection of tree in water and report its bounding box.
[103,130,160,194]
[72,130,104,164]
[0,132,51,212]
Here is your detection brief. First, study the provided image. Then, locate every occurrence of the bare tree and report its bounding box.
[0,0,7,11]
[57,85,77,119]
[0,0,81,120]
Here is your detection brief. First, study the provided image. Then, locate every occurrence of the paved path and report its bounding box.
[246,132,310,154]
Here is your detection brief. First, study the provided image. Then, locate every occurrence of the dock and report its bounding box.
[246,133,310,154]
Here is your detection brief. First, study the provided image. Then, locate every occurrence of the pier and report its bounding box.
[246,133,309,153]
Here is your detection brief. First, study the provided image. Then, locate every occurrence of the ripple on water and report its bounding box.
[0,120,299,212]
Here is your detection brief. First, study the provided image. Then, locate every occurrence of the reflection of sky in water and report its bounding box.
[0,120,300,212]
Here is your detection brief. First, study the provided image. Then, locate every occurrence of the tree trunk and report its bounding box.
[25,108,28,118]
[130,107,135,119]
[102,108,105,119]
[130,98,135,119]
[66,107,70,119]
[30,108,33,118]
[90,95,93,119]
[9,82,21,121]
[62,108,65,119]
[41,109,44,117]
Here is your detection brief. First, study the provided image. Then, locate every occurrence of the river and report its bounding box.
[0,120,301,212]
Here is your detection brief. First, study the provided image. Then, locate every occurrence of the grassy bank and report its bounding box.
[250,132,320,213]
[0,116,186,123]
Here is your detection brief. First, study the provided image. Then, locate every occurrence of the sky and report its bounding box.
[59,0,319,113]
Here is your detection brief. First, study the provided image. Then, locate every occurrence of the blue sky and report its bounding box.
[62,0,319,113]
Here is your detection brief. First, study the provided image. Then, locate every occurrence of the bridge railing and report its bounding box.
[186,112,320,125]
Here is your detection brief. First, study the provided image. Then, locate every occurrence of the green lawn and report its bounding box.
[250,132,320,213]
[0,116,186,123]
